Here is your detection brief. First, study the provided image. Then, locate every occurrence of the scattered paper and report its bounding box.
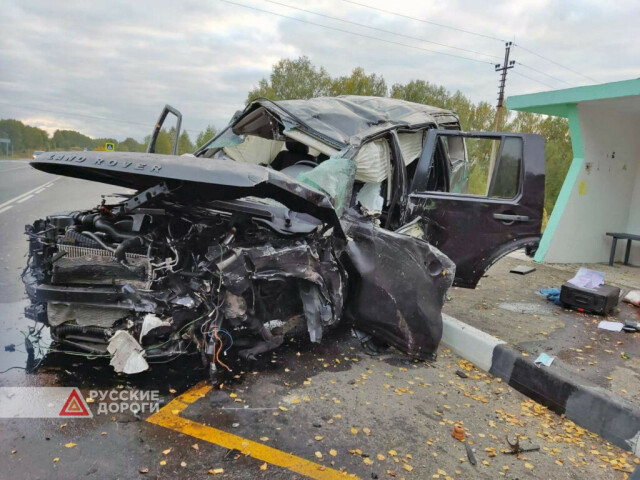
[567,268,605,289]
[534,353,554,367]
[598,321,624,332]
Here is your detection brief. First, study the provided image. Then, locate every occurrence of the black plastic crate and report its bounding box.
[560,283,620,315]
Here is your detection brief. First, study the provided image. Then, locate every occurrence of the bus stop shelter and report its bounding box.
[507,78,640,266]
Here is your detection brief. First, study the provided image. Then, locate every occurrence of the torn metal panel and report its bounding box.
[342,213,455,359]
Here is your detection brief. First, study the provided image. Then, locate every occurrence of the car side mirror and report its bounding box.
[147,105,182,155]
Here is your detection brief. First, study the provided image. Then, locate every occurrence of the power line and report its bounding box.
[517,62,574,87]
[514,43,598,83]
[220,0,494,65]
[511,71,556,89]
[264,0,502,60]
[344,1,594,86]
[342,0,505,43]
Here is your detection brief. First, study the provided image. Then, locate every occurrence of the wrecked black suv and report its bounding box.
[23,96,544,379]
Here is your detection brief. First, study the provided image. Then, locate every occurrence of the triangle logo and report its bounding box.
[59,388,92,417]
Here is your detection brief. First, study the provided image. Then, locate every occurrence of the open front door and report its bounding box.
[408,130,545,288]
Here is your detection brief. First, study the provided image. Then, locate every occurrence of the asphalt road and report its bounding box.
[0,160,635,479]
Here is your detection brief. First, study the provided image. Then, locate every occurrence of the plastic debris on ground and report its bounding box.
[623,290,640,307]
[597,320,624,332]
[534,352,555,367]
[539,287,562,306]
[510,265,536,275]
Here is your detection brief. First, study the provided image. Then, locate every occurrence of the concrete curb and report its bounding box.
[441,313,640,455]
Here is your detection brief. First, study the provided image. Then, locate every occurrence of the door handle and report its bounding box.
[493,213,530,222]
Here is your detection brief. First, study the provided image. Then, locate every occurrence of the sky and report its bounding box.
[1,0,638,142]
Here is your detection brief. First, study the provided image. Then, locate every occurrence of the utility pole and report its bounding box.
[494,41,515,131]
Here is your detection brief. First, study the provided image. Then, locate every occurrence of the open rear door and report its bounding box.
[408,130,545,288]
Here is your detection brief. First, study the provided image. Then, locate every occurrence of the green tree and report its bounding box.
[154,129,173,154]
[178,131,194,155]
[118,137,145,152]
[329,67,387,96]
[246,56,332,102]
[196,125,217,148]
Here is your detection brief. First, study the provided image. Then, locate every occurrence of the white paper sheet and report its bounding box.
[567,267,605,289]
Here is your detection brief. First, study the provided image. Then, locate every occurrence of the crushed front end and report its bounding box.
[22,185,345,381]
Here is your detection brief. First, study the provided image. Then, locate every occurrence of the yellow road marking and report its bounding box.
[147,382,358,480]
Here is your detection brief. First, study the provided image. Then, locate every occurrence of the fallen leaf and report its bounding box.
[162,448,171,455]
[139,467,149,474]
[363,427,371,436]
[389,450,397,456]
[363,457,374,465]
[315,435,324,441]
[53,458,59,463]
[208,468,224,475]
[329,449,337,457]
[64,443,76,449]
[438,469,447,475]
[85,397,95,403]
[159,460,167,466]
[60,424,67,429]
[169,388,177,394]
[402,464,413,472]
[181,461,187,467]
[377,454,386,461]
[229,393,237,398]
[278,406,288,412]
[315,451,323,459]
[192,443,199,450]
[260,436,269,442]
[260,462,268,471]
[350,427,358,435]
[100,432,107,436]
[525,462,534,470]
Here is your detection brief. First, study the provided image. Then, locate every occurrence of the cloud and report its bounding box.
[0,0,637,142]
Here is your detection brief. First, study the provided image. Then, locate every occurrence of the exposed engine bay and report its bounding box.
[23,183,346,379]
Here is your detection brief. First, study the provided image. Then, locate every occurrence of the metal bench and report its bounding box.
[606,232,640,266]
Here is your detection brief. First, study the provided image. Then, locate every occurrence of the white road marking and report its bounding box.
[0,178,58,211]
[0,205,13,214]
[16,195,34,204]
[33,189,45,194]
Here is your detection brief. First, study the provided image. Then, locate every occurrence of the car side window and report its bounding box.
[438,135,522,199]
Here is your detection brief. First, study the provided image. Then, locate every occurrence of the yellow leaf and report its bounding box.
[162,448,171,455]
[482,460,490,466]
[180,461,187,467]
[260,462,268,471]
[389,450,397,456]
[64,443,76,448]
[304,396,311,402]
[53,458,59,463]
[292,398,300,404]
[329,449,337,457]
[278,406,288,411]
[525,462,534,470]
[402,464,413,472]
[159,460,167,466]
[315,436,324,441]
[363,427,371,435]
[260,436,269,442]
[377,454,386,461]
[169,388,177,393]
[363,457,374,465]
[208,468,224,475]
[350,427,358,435]
[315,451,323,459]
[229,393,237,398]
[438,469,447,475]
